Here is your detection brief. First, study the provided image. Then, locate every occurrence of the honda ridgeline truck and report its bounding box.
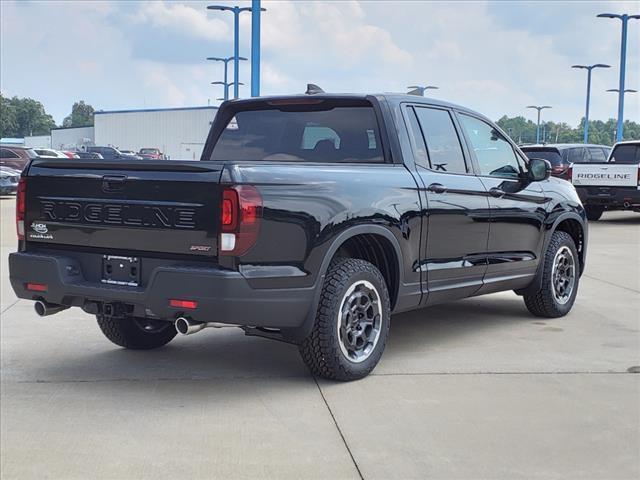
[570,140,640,220]
[9,93,588,380]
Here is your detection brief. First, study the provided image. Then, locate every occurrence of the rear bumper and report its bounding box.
[9,252,314,329]
[576,186,640,210]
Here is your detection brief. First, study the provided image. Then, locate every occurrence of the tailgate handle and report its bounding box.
[102,175,126,192]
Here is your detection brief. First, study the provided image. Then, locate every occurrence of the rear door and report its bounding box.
[24,159,223,258]
[405,105,490,304]
[456,112,548,293]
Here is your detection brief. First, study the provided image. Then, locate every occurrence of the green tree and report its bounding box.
[0,94,18,138]
[62,101,95,128]
[0,95,56,138]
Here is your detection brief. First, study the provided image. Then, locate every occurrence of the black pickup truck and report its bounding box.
[9,93,588,380]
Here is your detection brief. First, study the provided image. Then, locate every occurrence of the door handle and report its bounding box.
[489,187,505,198]
[427,183,447,194]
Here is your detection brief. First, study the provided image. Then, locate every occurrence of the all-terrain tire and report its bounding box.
[299,258,391,381]
[97,315,177,350]
[585,206,604,221]
[524,231,580,318]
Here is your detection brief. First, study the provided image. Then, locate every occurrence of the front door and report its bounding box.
[456,113,548,294]
[406,106,491,304]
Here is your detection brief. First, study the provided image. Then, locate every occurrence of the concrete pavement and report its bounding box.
[1,196,638,479]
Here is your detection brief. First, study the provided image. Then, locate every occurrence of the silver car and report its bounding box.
[0,166,21,195]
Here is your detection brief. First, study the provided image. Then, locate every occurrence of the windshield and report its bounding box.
[140,148,157,154]
[521,148,565,167]
[210,106,384,163]
[610,144,640,164]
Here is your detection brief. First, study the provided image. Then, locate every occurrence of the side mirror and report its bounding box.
[528,158,552,182]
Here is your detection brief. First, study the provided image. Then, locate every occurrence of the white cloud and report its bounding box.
[129,1,229,41]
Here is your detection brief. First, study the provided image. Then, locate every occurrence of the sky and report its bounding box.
[1,0,638,126]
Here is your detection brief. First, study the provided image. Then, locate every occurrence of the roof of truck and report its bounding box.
[225,92,486,118]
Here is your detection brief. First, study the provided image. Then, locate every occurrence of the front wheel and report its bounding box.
[299,258,391,381]
[523,231,580,318]
[97,315,177,350]
[585,205,604,221]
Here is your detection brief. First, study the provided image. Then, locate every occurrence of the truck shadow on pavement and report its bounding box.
[23,294,533,384]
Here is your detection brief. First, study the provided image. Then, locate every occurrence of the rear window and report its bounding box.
[610,144,640,164]
[521,148,565,167]
[210,106,384,163]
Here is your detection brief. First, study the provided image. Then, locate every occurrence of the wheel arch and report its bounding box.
[285,225,403,342]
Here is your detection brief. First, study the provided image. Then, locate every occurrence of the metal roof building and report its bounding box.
[94,106,218,160]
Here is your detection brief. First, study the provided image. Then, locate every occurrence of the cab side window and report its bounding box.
[567,147,586,163]
[458,114,523,178]
[413,107,467,174]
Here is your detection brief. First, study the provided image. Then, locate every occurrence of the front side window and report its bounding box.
[0,148,19,159]
[567,147,586,163]
[413,107,467,174]
[587,147,606,162]
[458,114,523,178]
[211,105,383,163]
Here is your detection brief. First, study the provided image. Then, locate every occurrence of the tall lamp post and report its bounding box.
[597,12,640,141]
[211,81,245,102]
[572,64,610,143]
[526,105,552,144]
[407,85,439,96]
[208,5,252,99]
[207,56,247,101]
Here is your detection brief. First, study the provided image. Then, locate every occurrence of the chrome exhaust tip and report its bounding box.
[34,300,69,317]
[175,317,206,336]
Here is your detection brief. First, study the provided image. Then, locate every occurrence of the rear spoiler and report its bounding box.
[28,158,221,173]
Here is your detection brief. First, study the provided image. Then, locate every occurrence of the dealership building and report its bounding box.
[24,105,219,160]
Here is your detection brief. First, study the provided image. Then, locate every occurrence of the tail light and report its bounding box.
[567,165,573,182]
[16,177,26,240]
[219,185,262,256]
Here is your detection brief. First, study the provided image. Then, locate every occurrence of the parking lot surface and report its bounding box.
[1,196,638,479]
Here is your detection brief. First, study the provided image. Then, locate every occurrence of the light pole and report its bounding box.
[606,88,638,94]
[572,64,610,143]
[597,12,640,141]
[208,5,252,99]
[207,56,247,101]
[250,1,265,97]
[211,81,244,102]
[526,105,552,144]
[407,85,439,96]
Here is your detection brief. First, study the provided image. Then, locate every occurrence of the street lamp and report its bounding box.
[606,88,638,93]
[207,56,247,101]
[407,85,439,96]
[211,81,244,102]
[526,105,552,144]
[597,12,640,141]
[572,64,610,143]
[208,5,253,99]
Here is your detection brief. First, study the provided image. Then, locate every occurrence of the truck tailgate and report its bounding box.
[571,163,639,188]
[24,159,223,257]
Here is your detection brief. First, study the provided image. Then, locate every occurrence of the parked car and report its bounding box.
[9,92,588,381]
[570,140,640,220]
[0,146,37,171]
[62,151,80,159]
[75,151,104,160]
[0,166,21,195]
[520,144,611,180]
[138,148,164,160]
[87,146,142,160]
[34,148,69,159]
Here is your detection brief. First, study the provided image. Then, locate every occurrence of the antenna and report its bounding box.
[305,84,325,95]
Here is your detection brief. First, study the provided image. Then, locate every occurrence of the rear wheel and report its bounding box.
[585,205,604,221]
[97,315,177,350]
[523,231,579,318]
[299,258,391,381]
